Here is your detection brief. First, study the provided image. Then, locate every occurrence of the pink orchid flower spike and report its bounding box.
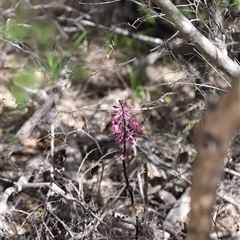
[110,100,141,160]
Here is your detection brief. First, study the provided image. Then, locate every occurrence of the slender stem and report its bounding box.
[119,100,134,205]
[143,162,149,223]
[143,162,148,206]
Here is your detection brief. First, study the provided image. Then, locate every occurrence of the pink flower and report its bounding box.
[110,100,141,160]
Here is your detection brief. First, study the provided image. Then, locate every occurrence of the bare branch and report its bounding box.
[153,0,240,78]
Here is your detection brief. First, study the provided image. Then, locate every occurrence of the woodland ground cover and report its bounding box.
[0,1,240,239]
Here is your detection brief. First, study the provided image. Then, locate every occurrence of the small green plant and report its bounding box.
[45,51,66,85]
[69,64,89,84]
[2,129,17,143]
[138,3,157,25]
[175,115,202,145]
[126,64,146,101]
[105,35,135,57]
[1,110,19,143]
[4,20,55,47]
[215,0,240,7]
[3,9,61,106]
[74,31,87,47]
[177,5,190,18]
[10,69,43,108]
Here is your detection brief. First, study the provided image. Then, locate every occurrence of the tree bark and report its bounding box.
[188,77,240,240]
